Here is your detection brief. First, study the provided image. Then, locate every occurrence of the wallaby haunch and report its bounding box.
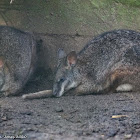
[23,29,140,99]
[0,26,37,97]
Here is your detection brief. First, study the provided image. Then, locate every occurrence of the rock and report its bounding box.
[107,129,119,137]
[20,111,33,116]
[55,107,64,112]
[124,134,132,139]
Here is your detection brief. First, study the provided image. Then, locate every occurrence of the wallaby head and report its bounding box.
[53,49,81,97]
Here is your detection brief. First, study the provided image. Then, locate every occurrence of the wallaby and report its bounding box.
[22,29,140,99]
[0,26,37,97]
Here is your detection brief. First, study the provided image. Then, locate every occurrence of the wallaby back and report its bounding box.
[0,26,37,96]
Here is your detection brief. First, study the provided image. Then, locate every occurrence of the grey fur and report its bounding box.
[0,26,37,97]
[53,29,140,97]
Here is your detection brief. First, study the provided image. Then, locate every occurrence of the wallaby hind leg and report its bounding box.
[110,67,140,93]
[0,67,24,97]
[2,81,23,97]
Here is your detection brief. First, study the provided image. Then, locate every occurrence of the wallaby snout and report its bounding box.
[53,79,70,97]
[53,83,64,97]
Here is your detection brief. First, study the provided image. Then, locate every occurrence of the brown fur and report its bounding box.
[110,67,139,82]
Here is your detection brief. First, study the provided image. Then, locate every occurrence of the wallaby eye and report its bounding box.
[58,77,65,83]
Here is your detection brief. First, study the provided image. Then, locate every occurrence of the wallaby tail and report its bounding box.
[22,90,52,100]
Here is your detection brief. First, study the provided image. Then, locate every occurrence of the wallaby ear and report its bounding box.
[58,48,66,59]
[67,51,77,67]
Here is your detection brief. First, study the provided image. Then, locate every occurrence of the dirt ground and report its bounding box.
[1,85,140,140]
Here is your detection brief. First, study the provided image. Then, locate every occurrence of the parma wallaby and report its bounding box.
[0,26,37,97]
[22,29,140,99]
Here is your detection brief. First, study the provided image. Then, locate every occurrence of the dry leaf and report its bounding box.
[112,115,128,119]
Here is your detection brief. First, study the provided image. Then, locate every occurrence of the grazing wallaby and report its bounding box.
[53,29,140,97]
[0,26,37,97]
[22,29,140,99]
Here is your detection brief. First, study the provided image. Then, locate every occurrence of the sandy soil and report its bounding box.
[1,90,140,140]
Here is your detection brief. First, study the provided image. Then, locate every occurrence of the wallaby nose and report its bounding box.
[52,90,57,96]
[53,89,62,97]
[53,85,60,97]
[53,91,61,97]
